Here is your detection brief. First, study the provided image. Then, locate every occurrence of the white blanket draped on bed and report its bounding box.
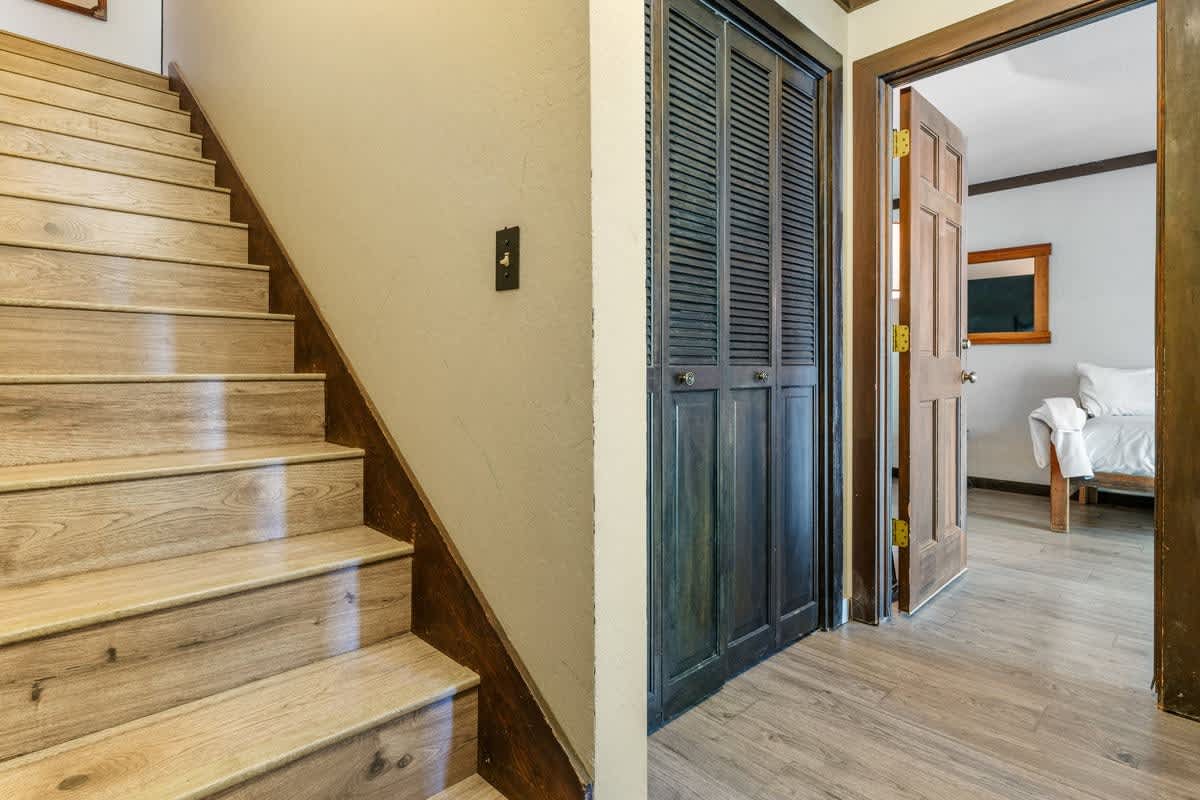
[1029,398,1093,478]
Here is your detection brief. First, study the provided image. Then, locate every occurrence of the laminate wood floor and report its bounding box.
[648,489,1200,800]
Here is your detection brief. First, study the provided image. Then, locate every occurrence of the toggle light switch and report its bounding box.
[496,226,520,291]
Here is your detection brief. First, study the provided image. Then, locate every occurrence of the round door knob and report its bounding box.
[754,370,769,382]
[961,337,972,351]
[961,370,978,384]
[677,371,696,387]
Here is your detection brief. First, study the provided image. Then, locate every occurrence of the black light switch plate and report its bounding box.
[496,226,520,291]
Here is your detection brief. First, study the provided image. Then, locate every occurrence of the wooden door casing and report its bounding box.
[897,87,968,614]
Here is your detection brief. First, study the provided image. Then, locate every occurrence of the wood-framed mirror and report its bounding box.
[967,242,1051,344]
[31,0,107,20]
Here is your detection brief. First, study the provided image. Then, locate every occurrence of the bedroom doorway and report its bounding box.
[881,3,1159,628]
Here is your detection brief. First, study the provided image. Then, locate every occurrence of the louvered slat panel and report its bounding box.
[646,0,655,366]
[666,9,721,366]
[780,79,818,366]
[727,49,772,365]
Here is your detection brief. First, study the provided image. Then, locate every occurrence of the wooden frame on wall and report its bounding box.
[967,242,1052,345]
[32,0,107,20]
[850,0,1199,722]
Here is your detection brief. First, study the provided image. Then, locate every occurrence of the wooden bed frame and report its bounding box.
[1049,444,1155,532]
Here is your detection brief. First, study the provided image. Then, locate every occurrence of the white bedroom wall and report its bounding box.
[963,163,1156,485]
[0,0,162,72]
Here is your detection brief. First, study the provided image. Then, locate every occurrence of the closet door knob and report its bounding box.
[677,371,696,387]
[961,370,978,384]
[754,371,769,382]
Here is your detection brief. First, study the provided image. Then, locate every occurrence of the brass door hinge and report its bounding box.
[892,324,910,353]
[892,128,911,158]
[892,519,910,548]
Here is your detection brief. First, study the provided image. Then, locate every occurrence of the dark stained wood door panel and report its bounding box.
[648,0,829,727]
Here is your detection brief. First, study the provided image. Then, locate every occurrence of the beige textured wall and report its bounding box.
[162,0,598,772]
[0,0,161,71]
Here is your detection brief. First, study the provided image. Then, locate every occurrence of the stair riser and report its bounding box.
[0,121,214,185]
[0,69,190,132]
[0,49,179,111]
[0,305,293,374]
[0,153,228,219]
[0,557,412,762]
[0,33,169,92]
[0,380,325,467]
[0,456,364,587]
[0,245,267,312]
[0,93,200,157]
[213,691,478,800]
[0,194,245,261]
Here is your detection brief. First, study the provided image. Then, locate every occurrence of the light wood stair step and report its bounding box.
[0,528,412,762]
[0,374,325,467]
[0,120,214,185]
[431,776,509,800]
[0,634,479,800]
[0,69,190,133]
[0,92,201,157]
[0,192,245,262]
[0,442,365,587]
[0,240,267,313]
[0,30,169,92]
[0,525,410,645]
[0,47,180,111]
[0,300,292,374]
[0,152,229,219]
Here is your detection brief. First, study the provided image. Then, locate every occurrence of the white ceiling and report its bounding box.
[898,3,1156,185]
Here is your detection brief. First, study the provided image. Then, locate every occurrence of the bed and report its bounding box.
[1046,364,1155,532]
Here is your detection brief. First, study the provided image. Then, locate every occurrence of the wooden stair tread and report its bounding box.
[0,149,230,193]
[0,634,478,800]
[431,776,509,800]
[0,372,324,384]
[0,188,243,228]
[0,117,213,164]
[0,526,412,646]
[0,31,170,91]
[0,441,362,493]
[0,238,266,271]
[0,297,291,320]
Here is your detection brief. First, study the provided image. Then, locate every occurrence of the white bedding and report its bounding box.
[1082,415,1155,477]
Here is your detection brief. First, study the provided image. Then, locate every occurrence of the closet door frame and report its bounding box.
[646,0,844,730]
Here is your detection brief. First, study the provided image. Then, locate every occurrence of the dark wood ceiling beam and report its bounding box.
[832,0,883,11]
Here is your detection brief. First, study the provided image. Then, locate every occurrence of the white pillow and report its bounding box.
[1077,363,1154,417]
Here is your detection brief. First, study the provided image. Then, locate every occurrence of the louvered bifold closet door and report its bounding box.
[775,59,821,644]
[659,0,726,717]
[652,0,824,725]
[721,27,777,677]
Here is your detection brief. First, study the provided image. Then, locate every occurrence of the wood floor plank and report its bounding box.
[0,446,363,586]
[0,120,213,184]
[0,48,179,110]
[0,635,478,800]
[0,376,325,466]
[430,776,508,800]
[0,32,169,91]
[0,93,200,157]
[0,193,245,261]
[650,490,1192,800]
[0,303,292,374]
[0,153,229,219]
[0,242,267,312]
[0,69,190,132]
[0,557,411,761]
[0,526,410,646]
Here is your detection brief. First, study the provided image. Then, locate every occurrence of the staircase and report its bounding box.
[0,31,505,800]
